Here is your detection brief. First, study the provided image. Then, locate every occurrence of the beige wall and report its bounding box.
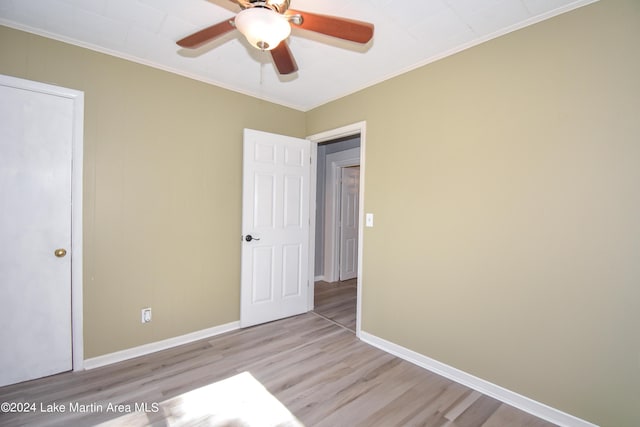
[0,26,305,358]
[1,0,639,425]
[307,1,639,426]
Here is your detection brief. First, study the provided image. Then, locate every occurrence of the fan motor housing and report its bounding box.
[237,0,291,14]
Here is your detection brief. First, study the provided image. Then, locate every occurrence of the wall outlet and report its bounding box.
[141,307,152,323]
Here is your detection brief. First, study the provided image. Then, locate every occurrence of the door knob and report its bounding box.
[245,235,260,242]
[54,248,67,258]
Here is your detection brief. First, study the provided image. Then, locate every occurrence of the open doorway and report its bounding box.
[313,135,361,331]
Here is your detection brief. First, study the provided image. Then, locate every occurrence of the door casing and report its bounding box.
[307,121,366,336]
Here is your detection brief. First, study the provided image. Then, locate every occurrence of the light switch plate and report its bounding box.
[365,213,374,227]
[141,307,152,323]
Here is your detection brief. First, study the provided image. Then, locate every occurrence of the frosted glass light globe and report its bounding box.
[235,8,291,51]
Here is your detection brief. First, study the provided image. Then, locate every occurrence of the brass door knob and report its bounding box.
[54,248,67,258]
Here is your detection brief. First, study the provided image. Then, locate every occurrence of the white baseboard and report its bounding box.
[83,321,240,370]
[314,275,325,282]
[359,331,598,427]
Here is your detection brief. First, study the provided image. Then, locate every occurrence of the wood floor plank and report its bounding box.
[454,395,504,427]
[482,403,559,427]
[398,382,477,426]
[445,390,483,421]
[356,373,455,427]
[315,359,430,426]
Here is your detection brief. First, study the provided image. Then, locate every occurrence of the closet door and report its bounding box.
[0,76,75,386]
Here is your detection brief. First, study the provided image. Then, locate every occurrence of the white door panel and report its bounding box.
[0,80,74,386]
[339,167,360,281]
[241,129,310,328]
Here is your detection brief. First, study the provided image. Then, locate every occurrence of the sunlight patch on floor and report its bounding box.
[101,371,304,426]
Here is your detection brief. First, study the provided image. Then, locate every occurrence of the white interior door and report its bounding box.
[0,78,74,386]
[339,167,360,281]
[241,129,310,328]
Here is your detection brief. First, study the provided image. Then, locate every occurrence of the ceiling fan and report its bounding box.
[176,0,374,75]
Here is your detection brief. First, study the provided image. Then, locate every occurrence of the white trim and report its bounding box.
[314,275,325,282]
[307,123,366,144]
[0,74,85,372]
[307,122,366,337]
[308,141,318,311]
[70,85,84,372]
[360,331,599,427]
[84,321,240,370]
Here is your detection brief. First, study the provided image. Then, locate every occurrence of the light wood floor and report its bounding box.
[0,313,557,427]
[313,279,357,331]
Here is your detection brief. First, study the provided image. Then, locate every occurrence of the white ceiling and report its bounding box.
[0,0,595,111]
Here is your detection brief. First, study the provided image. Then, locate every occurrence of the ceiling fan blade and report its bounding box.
[270,41,298,75]
[177,19,236,49]
[287,10,374,44]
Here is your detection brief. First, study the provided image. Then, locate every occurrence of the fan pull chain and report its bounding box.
[258,51,268,100]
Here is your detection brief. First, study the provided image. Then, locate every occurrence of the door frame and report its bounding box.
[307,121,366,336]
[0,74,84,370]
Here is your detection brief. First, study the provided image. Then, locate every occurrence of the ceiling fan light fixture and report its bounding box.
[235,7,291,51]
